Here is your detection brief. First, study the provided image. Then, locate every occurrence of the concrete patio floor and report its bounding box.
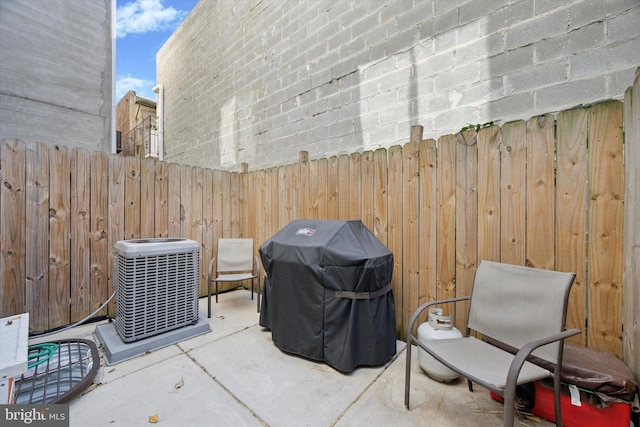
[32,289,554,427]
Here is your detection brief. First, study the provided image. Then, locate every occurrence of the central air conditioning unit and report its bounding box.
[114,238,200,343]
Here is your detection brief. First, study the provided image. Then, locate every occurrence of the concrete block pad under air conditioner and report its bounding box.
[93,318,211,366]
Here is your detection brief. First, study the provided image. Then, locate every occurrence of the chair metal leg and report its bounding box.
[207,276,212,319]
[404,336,413,409]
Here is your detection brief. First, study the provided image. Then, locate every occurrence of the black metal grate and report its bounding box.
[12,339,99,404]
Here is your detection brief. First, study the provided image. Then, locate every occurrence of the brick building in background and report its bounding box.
[115,90,158,158]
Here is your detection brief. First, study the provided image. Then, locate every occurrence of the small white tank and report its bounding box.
[417,308,462,382]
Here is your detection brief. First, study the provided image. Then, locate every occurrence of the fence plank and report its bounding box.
[316,158,328,220]
[338,155,350,220]
[373,148,388,245]
[192,167,204,293]
[299,153,310,220]
[327,156,339,219]
[557,107,588,345]
[500,121,527,265]
[90,151,109,316]
[307,159,319,220]
[0,139,26,317]
[71,149,90,322]
[349,153,362,220]
[26,142,49,331]
[124,156,141,240]
[436,135,456,310]
[154,161,169,237]
[526,115,555,269]
[278,166,289,229]
[361,151,374,231]
[403,140,419,333]
[167,163,181,237]
[455,130,478,329]
[388,145,403,334]
[477,126,501,263]
[418,139,437,306]
[229,171,240,236]
[108,155,125,315]
[202,168,214,294]
[140,158,155,238]
[180,164,193,238]
[49,145,71,326]
[588,101,624,355]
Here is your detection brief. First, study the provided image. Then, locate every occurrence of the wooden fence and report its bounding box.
[0,99,632,358]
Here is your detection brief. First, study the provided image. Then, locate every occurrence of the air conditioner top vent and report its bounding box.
[115,238,199,257]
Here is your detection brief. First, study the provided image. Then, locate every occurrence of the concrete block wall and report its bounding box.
[0,0,113,152]
[157,0,640,170]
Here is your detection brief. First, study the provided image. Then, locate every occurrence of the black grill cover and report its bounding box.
[259,220,396,372]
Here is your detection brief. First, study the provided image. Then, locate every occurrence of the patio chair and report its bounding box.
[404,260,580,427]
[207,238,260,318]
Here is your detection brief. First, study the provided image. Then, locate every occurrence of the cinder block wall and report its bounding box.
[0,0,113,152]
[157,0,640,170]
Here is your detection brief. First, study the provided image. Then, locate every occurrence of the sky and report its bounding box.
[115,0,199,101]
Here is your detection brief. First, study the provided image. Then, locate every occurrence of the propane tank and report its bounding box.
[417,308,462,382]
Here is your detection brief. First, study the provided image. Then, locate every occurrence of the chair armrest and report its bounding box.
[407,296,471,339]
[504,328,581,398]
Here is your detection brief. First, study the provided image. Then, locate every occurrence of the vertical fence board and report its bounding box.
[49,145,71,325]
[299,153,310,220]
[403,140,420,333]
[267,168,279,239]
[154,161,169,238]
[436,135,456,308]
[418,139,437,306]
[90,152,109,315]
[526,115,555,269]
[316,158,328,220]
[477,126,501,263]
[388,145,403,335]
[278,166,288,229]
[588,101,624,355]
[455,130,478,329]
[228,171,240,236]
[327,156,339,219]
[622,69,640,377]
[180,164,193,238]
[338,155,350,220]
[108,155,125,315]
[71,149,90,322]
[191,167,204,293]
[0,139,26,317]
[557,108,588,345]
[202,168,214,295]
[307,159,319,220]
[167,163,181,237]
[140,159,155,238]
[500,121,527,266]
[349,153,362,220]
[124,156,141,240]
[361,151,375,231]
[373,148,388,245]
[26,142,49,331]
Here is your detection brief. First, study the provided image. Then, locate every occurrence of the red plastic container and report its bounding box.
[490,381,631,427]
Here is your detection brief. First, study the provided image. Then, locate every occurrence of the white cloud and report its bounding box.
[117,0,188,38]
[116,76,155,101]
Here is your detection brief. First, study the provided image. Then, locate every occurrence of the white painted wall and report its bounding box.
[0,0,113,152]
[157,0,640,170]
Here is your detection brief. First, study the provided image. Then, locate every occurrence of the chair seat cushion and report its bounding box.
[423,336,551,389]
[215,273,256,282]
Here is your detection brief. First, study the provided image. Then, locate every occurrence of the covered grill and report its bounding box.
[259,220,396,372]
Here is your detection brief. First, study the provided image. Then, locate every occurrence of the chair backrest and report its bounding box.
[467,260,575,364]
[217,238,254,272]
